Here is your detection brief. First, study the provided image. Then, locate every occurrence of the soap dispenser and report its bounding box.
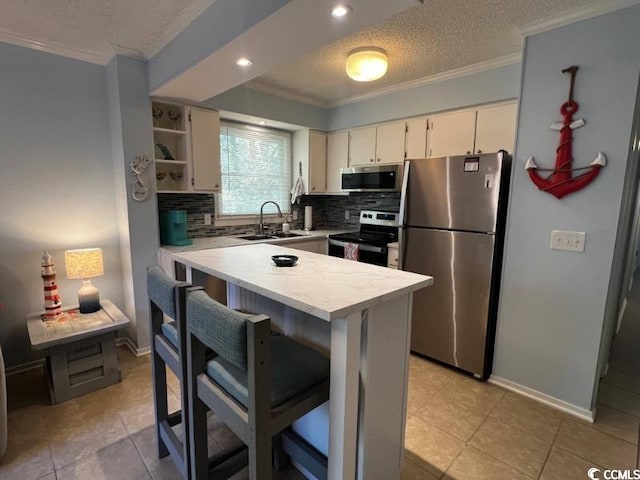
[282,216,291,233]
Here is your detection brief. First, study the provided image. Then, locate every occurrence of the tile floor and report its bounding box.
[402,271,640,480]
[1,279,639,480]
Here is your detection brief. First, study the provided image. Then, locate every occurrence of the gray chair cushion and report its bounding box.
[187,290,249,370]
[161,321,179,349]
[206,336,329,408]
[147,266,179,318]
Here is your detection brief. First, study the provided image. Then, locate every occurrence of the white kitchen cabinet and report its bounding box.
[375,122,406,164]
[427,109,477,158]
[293,129,327,194]
[326,131,349,193]
[189,107,221,192]
[348,127,377,166]
[349,122,405,166]
[152,100,221,194]
[474,102,517,154]
[286,238,327,254]
[405,117,428,159]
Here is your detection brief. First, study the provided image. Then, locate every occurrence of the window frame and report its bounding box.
[214,121,292,226]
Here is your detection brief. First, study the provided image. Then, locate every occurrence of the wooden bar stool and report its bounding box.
[186,289,330,479]
[147,266,192,479]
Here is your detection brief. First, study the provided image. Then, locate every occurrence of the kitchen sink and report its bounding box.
[239,232,304,241]
[270,232,303,238]
[238,234,275,241]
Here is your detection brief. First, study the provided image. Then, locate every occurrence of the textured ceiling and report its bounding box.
[0,0,630,103]
[245,0,623,106]
[0,0,216,61]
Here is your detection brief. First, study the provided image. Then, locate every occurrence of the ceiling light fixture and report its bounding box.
[331,5,352,17]
[236,57,253,67]
[346,47,388,82]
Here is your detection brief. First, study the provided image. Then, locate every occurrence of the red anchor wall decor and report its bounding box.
[525,66,606,199]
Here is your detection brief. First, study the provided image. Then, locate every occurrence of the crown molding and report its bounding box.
[0,28,108,64]
[0,1,216,66]
[328,53,522,108]
[518,0,640,36]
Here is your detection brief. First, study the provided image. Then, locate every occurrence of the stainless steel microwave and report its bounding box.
[340,164,403,192]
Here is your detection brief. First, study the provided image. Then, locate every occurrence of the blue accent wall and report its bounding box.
[494,4,640,412]
[0,42,123,366]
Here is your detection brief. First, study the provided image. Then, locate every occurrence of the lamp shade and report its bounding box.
[346,47,388,82]
[64,248,104,279]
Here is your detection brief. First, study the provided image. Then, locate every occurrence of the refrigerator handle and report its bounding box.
[398,160,410,227]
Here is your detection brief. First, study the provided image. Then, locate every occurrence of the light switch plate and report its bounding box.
[292,210,298,220]
[550,230,586,252]
[204,213,212,225]
[345,210,350,220]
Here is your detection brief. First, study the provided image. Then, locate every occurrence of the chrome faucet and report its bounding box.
[259,201,283,235]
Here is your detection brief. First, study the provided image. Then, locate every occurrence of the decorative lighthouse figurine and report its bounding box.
[41,251,63,319]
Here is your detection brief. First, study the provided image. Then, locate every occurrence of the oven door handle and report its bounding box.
[328,239,385,253]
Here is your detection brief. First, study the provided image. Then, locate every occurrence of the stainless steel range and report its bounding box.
[327,210,399,266]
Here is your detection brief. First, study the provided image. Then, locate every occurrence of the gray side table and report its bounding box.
[27,300,130,404]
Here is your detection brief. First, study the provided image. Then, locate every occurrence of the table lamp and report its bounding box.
[64,248,104,313]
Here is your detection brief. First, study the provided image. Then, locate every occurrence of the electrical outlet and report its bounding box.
[550,230,586,252]
[345,210,350,220]
[204,213,212,225]
[292,211,298,220]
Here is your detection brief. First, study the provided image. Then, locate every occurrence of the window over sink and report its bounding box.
[217,122,292,219]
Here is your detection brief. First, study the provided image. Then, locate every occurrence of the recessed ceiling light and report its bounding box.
[331,5,352,17]
[236,57,253,67]
[258,121,267,125]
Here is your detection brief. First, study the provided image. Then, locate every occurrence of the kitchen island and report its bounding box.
[171,243,432,480]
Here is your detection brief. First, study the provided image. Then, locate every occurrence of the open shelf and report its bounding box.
[152,127,186,135]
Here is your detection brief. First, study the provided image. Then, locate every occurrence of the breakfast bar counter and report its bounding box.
[171,243,432,480]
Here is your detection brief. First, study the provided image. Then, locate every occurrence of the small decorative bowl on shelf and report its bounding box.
[271,255,298,267]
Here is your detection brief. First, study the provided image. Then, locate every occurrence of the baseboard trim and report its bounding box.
[115,337,150,357]
[489,375,595,422]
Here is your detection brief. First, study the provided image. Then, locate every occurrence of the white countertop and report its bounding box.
[160,229,351,253]
[172,243,432,321]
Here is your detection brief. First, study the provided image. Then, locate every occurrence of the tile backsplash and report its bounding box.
[157,192,400,239]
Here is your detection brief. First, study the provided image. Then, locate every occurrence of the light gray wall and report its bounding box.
[493,5,640,412]
[328,62,521,130]
[203,85,328,131]
[0,42,123,367]
[202,63,521,133]
[149,0,290,92]
[106,56,158,350]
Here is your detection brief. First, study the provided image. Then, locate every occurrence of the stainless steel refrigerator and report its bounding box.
[399,152,511,378]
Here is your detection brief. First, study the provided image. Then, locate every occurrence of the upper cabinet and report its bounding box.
[349,122,405,166]
[375,122,405,164]
[474,102,517,154]
[348,127,376,166]
[326,131,349,193]
[405,117,428,159]
[293,129,327,194]
[152,100,221,194]
[152,101,189,192]
[427,109,477,158]
[426,102,518,158]
[189,107,221,192]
